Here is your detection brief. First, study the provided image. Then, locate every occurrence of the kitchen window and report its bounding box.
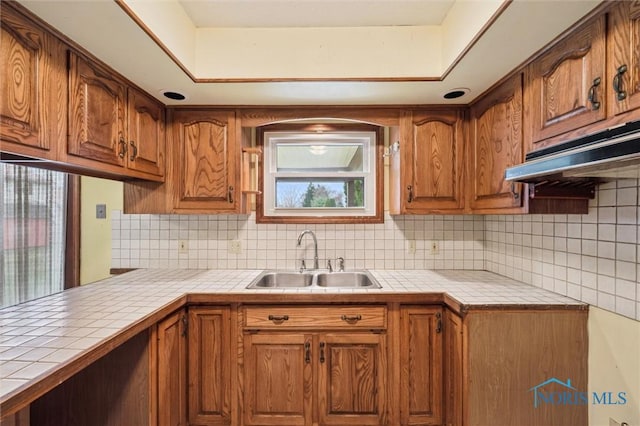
[1,164,79,308]
[256,123,383,223]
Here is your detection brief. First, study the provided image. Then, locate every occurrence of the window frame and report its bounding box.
[256,123,384,224]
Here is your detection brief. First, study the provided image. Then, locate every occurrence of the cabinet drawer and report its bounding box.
[244,306,387,329]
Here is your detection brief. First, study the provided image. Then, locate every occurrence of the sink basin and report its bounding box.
[246,270,381,289]
[247,271,313,288]
[316,271,381,288]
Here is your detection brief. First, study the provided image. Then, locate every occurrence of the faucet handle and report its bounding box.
[337,257,345,272]
[327,259,333,272]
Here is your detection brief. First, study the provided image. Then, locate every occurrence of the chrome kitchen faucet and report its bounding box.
[297,230,319,270]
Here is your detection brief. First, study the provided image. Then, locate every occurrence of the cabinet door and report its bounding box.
[243,333,312,426]
[399,307,443,426]
[608,1,640,116]
[157,309,188,426]
[0,6,64,159]
[443,310,463,426]
[399,110,464,213]
[188,307,231,425]
[172,110,239,212]
[528,15,606,146]
[469,73,525,212]
[127,87,165,177]
[317,333,388,426]
[68,52,127,166]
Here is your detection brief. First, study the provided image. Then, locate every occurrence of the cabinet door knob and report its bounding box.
[613,64,628,101]
[587,77,601,110]
[319,342,325,363]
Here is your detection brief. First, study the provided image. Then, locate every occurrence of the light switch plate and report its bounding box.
[96,204,107,219]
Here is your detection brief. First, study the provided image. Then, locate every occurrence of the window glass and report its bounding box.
[1,164,67,308]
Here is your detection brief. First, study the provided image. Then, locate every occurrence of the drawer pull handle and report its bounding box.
[304,342,311,364]
[129,140,138,161]
[118,136,127,159]
[613,64,627,101]
[268,314,289,323]
[587,77,601,110]
[407,185,413,203]
[341,314,362,323]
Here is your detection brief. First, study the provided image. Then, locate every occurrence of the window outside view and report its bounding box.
[0,164,67,308]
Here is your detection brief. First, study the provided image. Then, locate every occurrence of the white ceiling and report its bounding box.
[180,0,455,28]
[18,0,602,106]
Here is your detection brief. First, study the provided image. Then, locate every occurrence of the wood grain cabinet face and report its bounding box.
[172,110,239,213]
[392,110,464,214]
[156,309,188,426]
[608,1,640,116]
[469,73,525,212]
[317,333,387,426]
[443,309,463,426]
[126,87,165,177]
[242,305,387,426]
[0,6,64,159]
[68,51,127,166]
[399,306,443,426]
[188,307,232,426]
[527,15,607,147]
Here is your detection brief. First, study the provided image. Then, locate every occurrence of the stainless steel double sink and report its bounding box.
[246,270,381,289]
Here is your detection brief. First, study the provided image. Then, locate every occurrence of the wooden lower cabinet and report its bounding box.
[155,309,188,426]
[443,309,463,426]
[399,306,443,426]
[187,307,233,425]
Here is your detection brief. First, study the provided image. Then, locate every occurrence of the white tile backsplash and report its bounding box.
[111,179,640,321]
[484,179,640,321]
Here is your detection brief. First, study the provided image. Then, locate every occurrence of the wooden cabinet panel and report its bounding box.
[469,73,525,212]
[243,333,312,426]
[157,309,187,426]
[68,51,126,166]
[528,15,606,147]
[392,110,464,214]
[127,87,165,177]
[188,307,232,425]
[399,306,443,425]
[0,5,64,159]
[244,305,386,329]
[172,110,239,212]
[443,309,463,426]
[317,333,387,426]
[608,1,640,116]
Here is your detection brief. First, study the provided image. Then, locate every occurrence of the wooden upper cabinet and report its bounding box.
[126,87,165,177]
[68,51,127,167]
[399,306,443,426]
[0,5,65,160]
[527,15,606,147]
[172,109,240,213]
[188,307,231,426]
[391,110,464,214]
[608,1,640,116]
[469,73,525,213]
[156,309,188,426]
[317,333,387,426]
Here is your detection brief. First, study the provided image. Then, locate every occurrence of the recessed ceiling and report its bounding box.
[180,0,455,28]
[18,0,602,106]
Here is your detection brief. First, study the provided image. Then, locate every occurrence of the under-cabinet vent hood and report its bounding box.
[505,120,640,183]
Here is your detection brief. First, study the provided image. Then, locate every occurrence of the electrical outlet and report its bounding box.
[228,240,242,254]
[178,240,188,254]
[407,240,416,254]
[430,241,439,255]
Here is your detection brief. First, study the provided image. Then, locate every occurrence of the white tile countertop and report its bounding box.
[0,268,584,413]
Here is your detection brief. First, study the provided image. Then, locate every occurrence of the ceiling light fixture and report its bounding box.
[443,88,470,100]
